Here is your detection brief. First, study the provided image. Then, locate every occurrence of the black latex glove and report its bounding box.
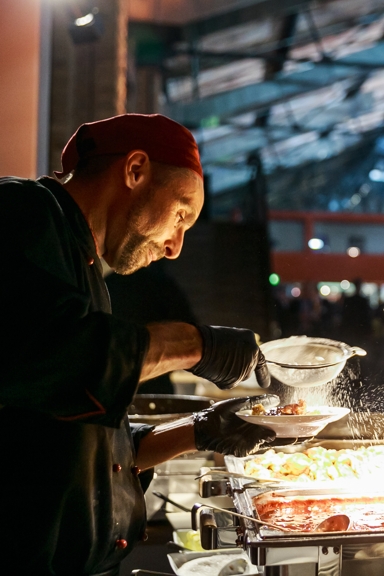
[193,395,278,457]
[188,325,270,390]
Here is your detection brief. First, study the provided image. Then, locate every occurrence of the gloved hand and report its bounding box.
[193,395,278,457]
[188,325,270,390]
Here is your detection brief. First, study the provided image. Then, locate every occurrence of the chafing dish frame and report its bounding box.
[226,452,384,541]
[195,440,384,575]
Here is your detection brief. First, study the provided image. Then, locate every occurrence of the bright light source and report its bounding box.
[340,280,350,290]
[269,273,280,286]
[291,287,301,297]
[347,246,360,258]
[320,285,331,296]
[369,169,384,182]
[308,238,324,250]
[69,8,104,44]
[74,13,95,27]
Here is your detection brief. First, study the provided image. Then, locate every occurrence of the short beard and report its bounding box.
[112,171,166,275]
[114,231,149,275]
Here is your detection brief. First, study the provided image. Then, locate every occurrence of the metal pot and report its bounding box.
[128,394,214,425]
[260,336,366,387]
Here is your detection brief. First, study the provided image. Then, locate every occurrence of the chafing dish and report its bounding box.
[195,437,384,576]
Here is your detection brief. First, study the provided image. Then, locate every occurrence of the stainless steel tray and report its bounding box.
[224,447,384,548]
[252,487,384,535]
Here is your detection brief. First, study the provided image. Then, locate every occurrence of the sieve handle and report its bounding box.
[349,346,367,358]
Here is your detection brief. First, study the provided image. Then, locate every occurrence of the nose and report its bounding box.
[164,228,185,260]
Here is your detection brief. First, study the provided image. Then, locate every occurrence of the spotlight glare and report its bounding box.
[69,8,104,44]
[75,13,95,27]
[291,287,301,297]
[340,280,350,290]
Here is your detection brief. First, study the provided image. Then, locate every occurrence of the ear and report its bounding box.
[124,150,150,189]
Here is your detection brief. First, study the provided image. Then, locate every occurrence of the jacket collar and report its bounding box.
[37,176,99,266]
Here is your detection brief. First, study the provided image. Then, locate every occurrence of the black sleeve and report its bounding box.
[129,421,155,492]
[0,178,149,428]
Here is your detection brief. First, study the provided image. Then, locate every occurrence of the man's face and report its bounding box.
[111,169,204,275]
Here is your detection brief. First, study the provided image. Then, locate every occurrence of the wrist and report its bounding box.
[139,322,203,382]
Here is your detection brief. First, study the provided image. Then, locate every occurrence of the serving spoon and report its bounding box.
[315,514,351,532]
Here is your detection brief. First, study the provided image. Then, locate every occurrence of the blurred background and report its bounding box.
[2,0,384,379]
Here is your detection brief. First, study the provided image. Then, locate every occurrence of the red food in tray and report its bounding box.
[253,494,384,532]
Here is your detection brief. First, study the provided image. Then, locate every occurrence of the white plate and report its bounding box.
[236,407,350,438]
[168,549,257,576]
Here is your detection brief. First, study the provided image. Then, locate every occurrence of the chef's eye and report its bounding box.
[177,212,185,224]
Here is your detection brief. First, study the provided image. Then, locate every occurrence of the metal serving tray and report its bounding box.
[224,443,384,548]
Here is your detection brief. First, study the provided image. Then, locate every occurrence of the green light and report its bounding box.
[201,116,220,128]
[269,273,280,286]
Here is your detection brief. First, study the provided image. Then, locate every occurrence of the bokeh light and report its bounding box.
[308,238,324,250]
[320,285,331,296]
[269,273,280,286]
[347,246,360,258]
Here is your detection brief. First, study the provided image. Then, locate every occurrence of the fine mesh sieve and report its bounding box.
[260,336,366,387]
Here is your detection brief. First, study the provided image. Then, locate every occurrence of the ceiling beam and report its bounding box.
[165,41,384,126]
[181,0,310,40]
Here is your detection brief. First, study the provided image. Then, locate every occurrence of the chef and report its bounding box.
[0,113,274,576]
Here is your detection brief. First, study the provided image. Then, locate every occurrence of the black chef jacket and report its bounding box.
[0,176,154,575]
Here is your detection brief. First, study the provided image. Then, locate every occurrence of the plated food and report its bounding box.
[251,399,319,416]
[244,445,384,483]
[236,400,349,438]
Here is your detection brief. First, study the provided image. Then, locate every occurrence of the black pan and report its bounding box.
[128,394,214,424]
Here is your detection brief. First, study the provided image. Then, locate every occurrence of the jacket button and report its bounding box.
[113,463,122,473]
[131,466,141,476]
[115,538,128,549]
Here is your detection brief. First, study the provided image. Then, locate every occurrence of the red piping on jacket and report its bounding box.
[55,389,106,421]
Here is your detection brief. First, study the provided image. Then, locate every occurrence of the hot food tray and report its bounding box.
[253,487,384,534]
[225,448,384,549]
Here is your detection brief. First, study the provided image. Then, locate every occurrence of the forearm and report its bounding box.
[139,322,202,382]
[135,415,196,470]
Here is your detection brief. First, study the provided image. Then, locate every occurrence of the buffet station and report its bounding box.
[128,337,384,576]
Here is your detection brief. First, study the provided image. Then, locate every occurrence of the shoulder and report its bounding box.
[0,177,64,220]
[0,177,78,281]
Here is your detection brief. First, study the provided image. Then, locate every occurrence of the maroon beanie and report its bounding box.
[54,113,203,180]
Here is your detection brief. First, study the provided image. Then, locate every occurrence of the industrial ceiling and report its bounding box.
[129,0,384,214]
